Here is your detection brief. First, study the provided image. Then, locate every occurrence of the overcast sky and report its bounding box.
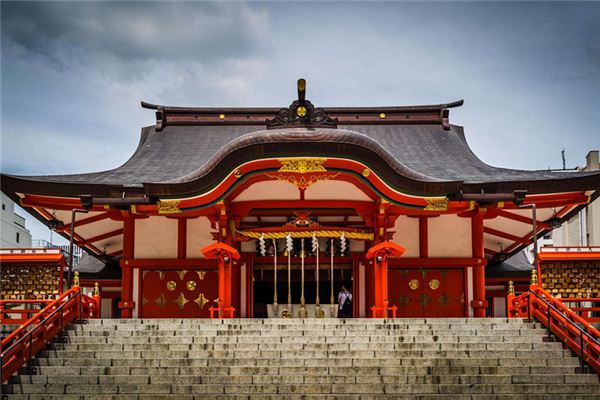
[1,1,599,244]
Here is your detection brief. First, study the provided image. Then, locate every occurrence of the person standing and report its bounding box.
[337,285,352,318]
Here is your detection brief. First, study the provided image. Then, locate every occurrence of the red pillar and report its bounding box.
[202,242,240,318]
[119,217,135,318]
[471,214,487,317]
[366,241,405,318]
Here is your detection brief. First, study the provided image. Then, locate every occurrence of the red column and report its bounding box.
[223,257,232,311]
[119,217,135,318]
[366,241,405,318]
[202,242,240,318]
[471,215,487,317]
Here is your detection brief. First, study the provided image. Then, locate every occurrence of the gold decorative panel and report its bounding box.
[409,279,420,290]
[429,279,440,290]
[0,264,61,300]
[278,158,327,173]
[541,261,600,298]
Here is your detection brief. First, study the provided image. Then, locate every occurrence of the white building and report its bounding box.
[1,192,32,248]
[552,151,600,247]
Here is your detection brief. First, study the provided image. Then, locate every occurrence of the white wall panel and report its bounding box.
[392,216,419,257]
[428,215,471,257]
[135,217,177,259]
[186,217,214,259]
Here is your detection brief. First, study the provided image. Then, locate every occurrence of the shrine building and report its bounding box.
[2,80,599,319]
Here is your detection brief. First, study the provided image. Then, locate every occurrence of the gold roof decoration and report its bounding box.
[277,158,327,174]
[157,200,182,214]
[424,197,448,211]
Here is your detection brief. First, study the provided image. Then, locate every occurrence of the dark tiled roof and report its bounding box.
[487,250,533,279]
[77,253,121,280]
[3,123,599,197]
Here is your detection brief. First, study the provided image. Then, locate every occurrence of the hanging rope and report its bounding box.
[237,229,373,241]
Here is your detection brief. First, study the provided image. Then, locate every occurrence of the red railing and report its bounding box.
[209,302,235,318]
[1,300,55,326]
[371,300,398,318]
[508,285,600,374]
[555,298,600,323]
[0,287,100,383]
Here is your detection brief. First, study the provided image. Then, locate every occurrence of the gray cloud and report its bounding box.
[2,2,268,66]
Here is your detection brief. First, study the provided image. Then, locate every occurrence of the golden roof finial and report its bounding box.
[508,280,515,295]
[530,268,538,286]
[297,78,306,103]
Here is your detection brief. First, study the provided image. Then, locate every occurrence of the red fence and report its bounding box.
[508,285,600,374]
[1,300,55,326]
[555,297,600,323]
[0,287,100,383]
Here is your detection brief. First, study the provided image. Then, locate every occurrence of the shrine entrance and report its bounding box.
[388,268,466,317]
[140,269,219,318]
[252,262,353,318]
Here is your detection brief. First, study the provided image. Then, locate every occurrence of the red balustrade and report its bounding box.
[1,300,54,326]
[1,287,100,383]
[555,298,600,323]
[370,300,398,318]
[508,285,600,374]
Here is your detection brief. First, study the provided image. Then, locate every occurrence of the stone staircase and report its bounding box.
[2,318,599,399]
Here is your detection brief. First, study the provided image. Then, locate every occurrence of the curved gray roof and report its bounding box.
[3,123,599,197]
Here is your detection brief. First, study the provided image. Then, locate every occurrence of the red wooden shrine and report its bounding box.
[1,79,598,319]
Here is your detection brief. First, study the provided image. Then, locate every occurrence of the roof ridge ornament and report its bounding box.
[266,79,338,129]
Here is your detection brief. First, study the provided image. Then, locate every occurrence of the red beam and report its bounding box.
[56,212,113,232]
[483,227,528,244]
[122,258,218,268]
[496,210,549,229]
[81,229,123,245]
[230,200,376,218]
[388,258,484,267]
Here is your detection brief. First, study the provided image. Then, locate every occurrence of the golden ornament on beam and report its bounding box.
[424,197,449,211]
[166,281,177,291]
[157,200,182,215]
[277,158,327,174]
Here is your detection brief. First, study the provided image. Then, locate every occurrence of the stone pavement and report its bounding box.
[2,318,599,399]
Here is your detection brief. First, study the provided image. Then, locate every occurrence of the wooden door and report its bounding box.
[141,269,219,318]
[388,268,465,317]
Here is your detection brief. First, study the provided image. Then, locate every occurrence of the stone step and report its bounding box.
[37,349,573,360]
[11,373,598,385]
[29,356,582,368]
[4,382,600,395]
[85,317,534,323]
[4,318,597,398]
[47,341,565,351]
[28,364,585,376]
[5,394,600,400]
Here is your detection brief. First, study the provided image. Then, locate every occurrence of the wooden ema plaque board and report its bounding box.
[141,269,219,318]
[388,268,465,317]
